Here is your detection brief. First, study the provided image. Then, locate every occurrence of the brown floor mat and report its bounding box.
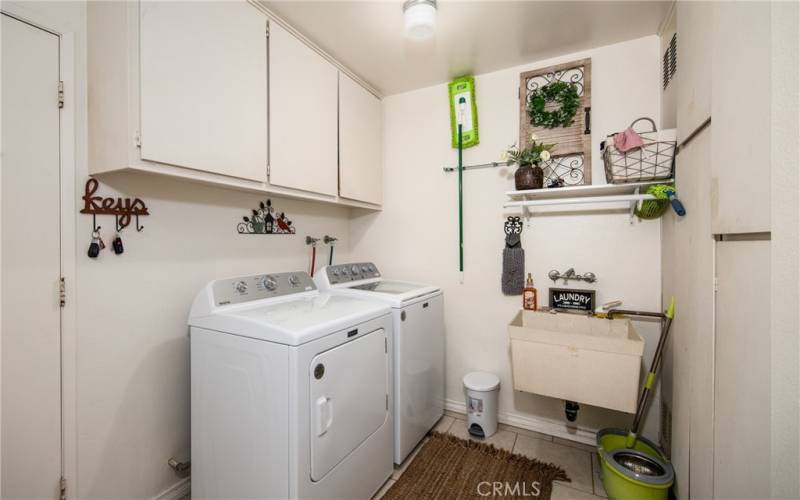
[382,432,570,499]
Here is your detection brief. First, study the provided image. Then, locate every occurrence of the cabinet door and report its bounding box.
[676,1,712,142]
[339,73,382,205]
[139,1,267,181]
[711,1,771,234]
[268,22,338,196]
[714,239,771,498]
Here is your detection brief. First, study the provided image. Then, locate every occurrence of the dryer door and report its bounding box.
[309,328,388,481]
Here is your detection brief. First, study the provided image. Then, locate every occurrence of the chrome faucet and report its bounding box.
[548,268,597,285]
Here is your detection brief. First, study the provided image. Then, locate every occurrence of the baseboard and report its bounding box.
[444,399,598,446]
[152,477,190,500]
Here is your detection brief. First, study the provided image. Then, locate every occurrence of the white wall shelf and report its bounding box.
[504,179,674,224]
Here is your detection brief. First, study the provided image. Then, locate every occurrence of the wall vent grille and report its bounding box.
[663,33,677,90]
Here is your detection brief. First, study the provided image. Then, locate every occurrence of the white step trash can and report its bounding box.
[463,372,500,438]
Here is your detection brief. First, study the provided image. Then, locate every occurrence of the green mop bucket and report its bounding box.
[597,429,674,500]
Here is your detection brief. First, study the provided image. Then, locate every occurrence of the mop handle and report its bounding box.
[457,97,465,278]
[607,298,675,444]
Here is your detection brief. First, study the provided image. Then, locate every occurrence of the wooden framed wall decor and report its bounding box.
[519,58,592,185]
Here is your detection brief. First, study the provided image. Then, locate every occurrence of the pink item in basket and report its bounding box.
[613,127,645,152]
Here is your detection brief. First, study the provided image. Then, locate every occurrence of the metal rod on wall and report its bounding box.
[675,116,711,155]
[443,160,513,173]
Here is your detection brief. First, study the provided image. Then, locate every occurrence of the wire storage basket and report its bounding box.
[603,117,676,184]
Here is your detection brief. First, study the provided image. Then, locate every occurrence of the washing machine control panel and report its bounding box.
[212,271,316,306]
[326,262,381,285]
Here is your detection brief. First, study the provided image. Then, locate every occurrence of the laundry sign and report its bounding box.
[549,288,596,312]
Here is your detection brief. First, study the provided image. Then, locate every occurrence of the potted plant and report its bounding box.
[502,135,555,190]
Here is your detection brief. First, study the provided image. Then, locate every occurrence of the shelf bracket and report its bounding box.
[629,187,640,224]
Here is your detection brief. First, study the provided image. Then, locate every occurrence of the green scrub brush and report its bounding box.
[636,184,686,219]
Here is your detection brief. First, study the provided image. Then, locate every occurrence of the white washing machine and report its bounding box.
[315,263,444,464]
[188,271,393,500]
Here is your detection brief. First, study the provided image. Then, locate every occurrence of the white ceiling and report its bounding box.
[263,1,672,96]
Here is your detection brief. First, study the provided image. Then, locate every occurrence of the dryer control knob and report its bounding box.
[351,265,360,274]
[262,276,278,291]
[288,274,300,286]
[235,281,248,294]
[361,265,369,273]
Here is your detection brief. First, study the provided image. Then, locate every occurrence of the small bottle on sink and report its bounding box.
[522,273,538,311]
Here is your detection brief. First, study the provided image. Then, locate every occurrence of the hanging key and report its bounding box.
[112,234,124,255]
[88,230,102,258]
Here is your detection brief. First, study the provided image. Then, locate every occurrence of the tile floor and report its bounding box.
[373,413,608,500]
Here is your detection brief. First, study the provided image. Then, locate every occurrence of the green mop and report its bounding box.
[596,297,676,500]
[448,76,477,283]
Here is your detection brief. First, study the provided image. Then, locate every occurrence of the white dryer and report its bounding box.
[315,263,444,464]
[188,271,393,500]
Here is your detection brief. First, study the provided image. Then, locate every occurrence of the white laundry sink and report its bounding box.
[508,310,644,413]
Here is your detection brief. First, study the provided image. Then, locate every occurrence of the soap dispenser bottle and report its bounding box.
[523,273,538,311]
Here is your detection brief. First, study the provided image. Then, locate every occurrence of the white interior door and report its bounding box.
[268,22,338,196]
[339,73,382,205]
[310,329,388,481]
[139,1,268,181]
[1,13,63,498]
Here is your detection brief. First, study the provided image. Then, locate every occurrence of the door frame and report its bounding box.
[0,4,78,498]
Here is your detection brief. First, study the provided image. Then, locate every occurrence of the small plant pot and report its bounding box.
[515,163,545,190]
[252,221,265,233]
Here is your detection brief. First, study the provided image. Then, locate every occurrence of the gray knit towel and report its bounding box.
[502,233,524,295]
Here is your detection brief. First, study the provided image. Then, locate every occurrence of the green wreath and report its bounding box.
[527,81,580,129]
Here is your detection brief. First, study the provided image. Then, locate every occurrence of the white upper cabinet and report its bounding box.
[711,1,771,234]
[88,1,381,209]
[339,73,382,205]
[139,1,267,182]
[268,22,339,197]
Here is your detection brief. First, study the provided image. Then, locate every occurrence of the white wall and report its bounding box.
[76,176,352,499]
[350,36,664,441]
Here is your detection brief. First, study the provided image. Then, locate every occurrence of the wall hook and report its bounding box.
[135,214,144,232]
[115,215,124,232]
[92,213,101,232]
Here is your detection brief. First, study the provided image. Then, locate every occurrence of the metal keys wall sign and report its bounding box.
[237,199,296,235]
[549,288,596,312]
[80,178,149,258]
[81,178,149,228]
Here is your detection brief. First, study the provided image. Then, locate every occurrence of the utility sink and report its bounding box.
[508,310,644,413]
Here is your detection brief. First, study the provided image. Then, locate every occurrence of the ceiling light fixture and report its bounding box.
[403,0,437,41]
